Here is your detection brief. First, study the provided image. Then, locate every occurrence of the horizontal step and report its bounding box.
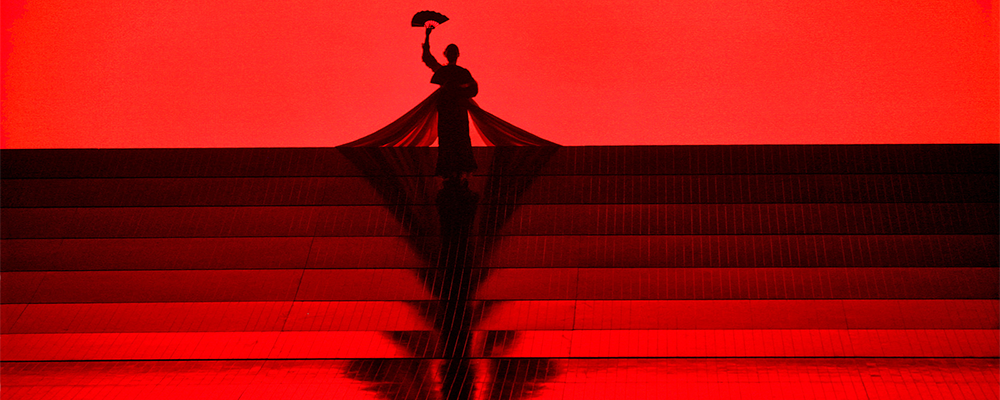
[4,174,997,207]
[3,300,996,334]
[3,267,996,304]
[302,267,998,300]
[1,270,304,304]
[3,145,996,178]
[2,204,996,236]
[0,332,279,361]
[2,358,997,400]
[2,235,996,269]
[2,329,996,360]
[1,238,314,271]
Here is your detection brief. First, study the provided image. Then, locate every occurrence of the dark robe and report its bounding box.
[339,47,558,148]
[429,64,478,176]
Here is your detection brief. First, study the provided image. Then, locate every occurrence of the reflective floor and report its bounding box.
[2,146,998,399]
[3,358,998,400]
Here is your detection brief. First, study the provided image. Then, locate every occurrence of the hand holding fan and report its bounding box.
[413,10,448,39]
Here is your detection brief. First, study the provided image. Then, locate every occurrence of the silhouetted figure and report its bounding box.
[423,27,478,181]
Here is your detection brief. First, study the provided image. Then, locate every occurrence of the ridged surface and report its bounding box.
[2,145,997,399]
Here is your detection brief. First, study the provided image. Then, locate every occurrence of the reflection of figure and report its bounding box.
[434,178,480,400]
[423,27,478,181]
[337,147,562,400]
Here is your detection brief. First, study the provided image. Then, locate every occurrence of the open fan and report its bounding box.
[412,10,448,28]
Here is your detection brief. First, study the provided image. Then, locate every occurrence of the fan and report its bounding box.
[411,10,448,28]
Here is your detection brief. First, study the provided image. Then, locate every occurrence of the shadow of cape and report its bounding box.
[336,99,560,399]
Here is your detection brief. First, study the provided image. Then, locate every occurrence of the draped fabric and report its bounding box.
[339,91,440,147]
[340,90,559,147]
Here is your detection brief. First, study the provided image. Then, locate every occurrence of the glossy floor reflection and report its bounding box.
[3,358,997,400]
[3,146,998,399]
[336,147,561,400]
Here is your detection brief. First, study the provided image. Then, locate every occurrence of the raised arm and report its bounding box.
[422,27,441,72]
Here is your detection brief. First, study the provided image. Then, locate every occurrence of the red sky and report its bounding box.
[2,0,997,148]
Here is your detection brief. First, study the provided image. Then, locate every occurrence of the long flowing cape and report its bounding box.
[339,90,559,147]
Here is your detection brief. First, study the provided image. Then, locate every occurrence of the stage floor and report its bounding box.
[3,358,998,400]
[3,146,997,399]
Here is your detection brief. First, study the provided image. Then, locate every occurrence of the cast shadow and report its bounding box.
[337,146,560,400]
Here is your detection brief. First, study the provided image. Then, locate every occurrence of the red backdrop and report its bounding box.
[2,0,997,148]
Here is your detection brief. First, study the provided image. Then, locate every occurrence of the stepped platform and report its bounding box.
[1,145,998,399]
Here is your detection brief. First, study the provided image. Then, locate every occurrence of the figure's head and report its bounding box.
[444,44,459,63]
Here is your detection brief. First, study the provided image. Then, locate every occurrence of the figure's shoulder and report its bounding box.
[430,67,450,84]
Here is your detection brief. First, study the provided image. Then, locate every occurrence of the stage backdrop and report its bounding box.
[2,0,997,148]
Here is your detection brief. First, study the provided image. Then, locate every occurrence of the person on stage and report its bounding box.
[422,26,478,183]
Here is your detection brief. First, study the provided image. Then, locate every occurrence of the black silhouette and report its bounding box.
[339,12,557,148]
[423,27,479,181]
[334,15,562,396]
[337,147,560,400]
[434,178,479,400]
[338,13,557,148]
[411,10,449,27]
